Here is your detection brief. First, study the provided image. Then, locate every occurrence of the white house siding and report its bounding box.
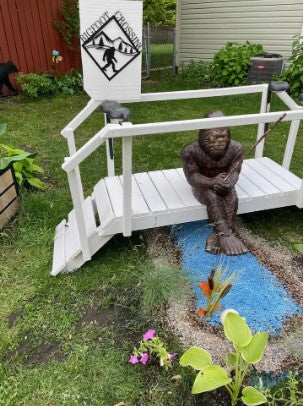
[176,0,303,65]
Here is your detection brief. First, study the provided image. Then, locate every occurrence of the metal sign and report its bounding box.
[79,0,143,101]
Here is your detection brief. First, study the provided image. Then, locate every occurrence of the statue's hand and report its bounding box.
[212,172,238,194]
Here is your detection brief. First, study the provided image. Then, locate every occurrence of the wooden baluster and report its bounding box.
[65,128,84,202]
[67,168,91,261]
[255,85,269,159]
[122,135,133,237]
[282,120,301,170]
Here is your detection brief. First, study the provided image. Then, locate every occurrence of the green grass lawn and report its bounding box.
[0,73,302,405]
[143,44,173,70]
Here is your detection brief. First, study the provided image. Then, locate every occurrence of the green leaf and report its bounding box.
[31,163,45,174]
[226,352,237,367]
[27,177,45,189]
[0,124,7,136]
[14,171,23,185]
[0,153,33,170]
[242,386,267,405]
[293,243,303,253]
[241,332,268,364]
[180,347,211,370]
[224,313,252,347]
[192,365,232,394]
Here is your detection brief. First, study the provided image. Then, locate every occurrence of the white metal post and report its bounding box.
[67,169,91,261]
[255,86,269,158]
[66,129,85,202]
[282,120,301,170]
[104,113,115,177]
[122,136,133,237]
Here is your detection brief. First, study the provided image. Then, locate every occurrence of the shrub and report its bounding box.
[17,73,57,100]
[279,35,303,98]
[212,41,264,87]
[55,71,83,95]
[17,71,83,100]
[181,60,215,87]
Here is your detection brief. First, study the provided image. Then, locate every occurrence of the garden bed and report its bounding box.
[145,218,302,376]
[0,77,302,404]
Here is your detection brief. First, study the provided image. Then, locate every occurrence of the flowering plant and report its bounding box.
[197,266,235,318]
[129,329,176,370]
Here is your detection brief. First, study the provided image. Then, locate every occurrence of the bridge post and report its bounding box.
[122,134,133,237]
[255,84,269,158]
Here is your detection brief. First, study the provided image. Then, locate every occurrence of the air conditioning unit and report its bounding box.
[247,53,285,83]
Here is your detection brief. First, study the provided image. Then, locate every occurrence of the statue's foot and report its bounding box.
[205,233,221,254]
[218,234,248,256]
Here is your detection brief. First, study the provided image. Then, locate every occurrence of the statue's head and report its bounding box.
[198,110,230,158]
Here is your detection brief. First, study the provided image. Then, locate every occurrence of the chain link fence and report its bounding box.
[142,23,177,78]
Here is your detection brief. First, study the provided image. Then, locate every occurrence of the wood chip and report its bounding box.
[170,375,182,381]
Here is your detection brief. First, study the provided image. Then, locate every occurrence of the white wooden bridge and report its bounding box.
[52,83,303,275]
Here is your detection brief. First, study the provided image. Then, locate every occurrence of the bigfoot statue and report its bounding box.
[181,110,248,256]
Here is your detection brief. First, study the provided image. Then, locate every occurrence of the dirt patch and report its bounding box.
[7,338,66,366]
[144,227,182,266]
[76,289,140,348]
[7,311,22,328]
[25,342,66,365]
[76,306,115,330]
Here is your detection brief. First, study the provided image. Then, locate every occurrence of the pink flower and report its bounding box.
[140,353,149,365]
[143,329,156,341]
[129,355,139,365]
[168,353,176,362]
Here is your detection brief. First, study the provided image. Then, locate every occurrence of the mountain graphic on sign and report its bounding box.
[87,31,136,54]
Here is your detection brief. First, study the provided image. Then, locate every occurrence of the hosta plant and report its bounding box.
[180,311,268,405]
[0,125,45,189]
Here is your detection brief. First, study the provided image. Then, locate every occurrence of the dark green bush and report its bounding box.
[212,41,264,87]
[279,35,303,98]
[55,71,83,95]
[17,71,83,100]
[180,60,215,87]
[17,73,57,100]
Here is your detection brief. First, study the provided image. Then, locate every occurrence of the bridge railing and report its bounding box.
[60,84,303,260]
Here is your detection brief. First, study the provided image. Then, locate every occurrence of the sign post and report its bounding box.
[79,0,143,102]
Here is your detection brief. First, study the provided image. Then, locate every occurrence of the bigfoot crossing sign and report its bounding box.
[79,0,143,101]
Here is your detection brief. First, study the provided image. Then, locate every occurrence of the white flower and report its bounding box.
[220,309,239,325]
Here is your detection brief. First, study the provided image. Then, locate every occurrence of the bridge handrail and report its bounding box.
[62,109,303,173]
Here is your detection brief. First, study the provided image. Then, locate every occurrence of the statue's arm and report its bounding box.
[181,147,213,189]
[226,143,244,183]
[214,143,243,193]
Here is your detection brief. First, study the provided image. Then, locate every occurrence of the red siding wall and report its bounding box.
[0,0,81,95]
